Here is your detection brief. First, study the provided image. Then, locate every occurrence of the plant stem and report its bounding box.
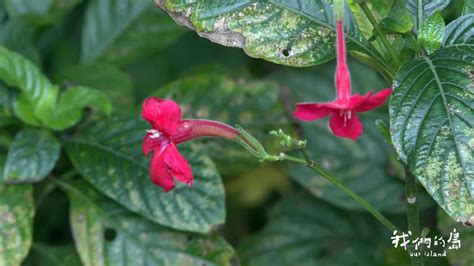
[282,153,397,232]
[359,2,401,67]
[405,168,424,266]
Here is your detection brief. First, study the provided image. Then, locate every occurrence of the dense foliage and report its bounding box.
[0,0,472,265]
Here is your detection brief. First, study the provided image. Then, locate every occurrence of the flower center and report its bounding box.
[146,129,162,139]
[340,110,352,127]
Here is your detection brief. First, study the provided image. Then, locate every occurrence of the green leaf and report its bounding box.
[62,179,236,266]
[53,63,134,110]
[97,8,185,65]
[0,184,34,266]
[154,72,286,176]
[443,14,474,47]
[389,46,474,224]
[0,84,14,126]
[24,244,82,266]
[0,46,112,130]
[35,86,112,130]
[418,11,445,54]
[81,0,150,63]
[238,193,389,265]
[2,128,60,183]
[406,0,450,32]
[379,0,413,33]
[65,117,225,233]
[157,0,393,78]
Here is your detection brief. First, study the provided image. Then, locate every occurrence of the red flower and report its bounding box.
[293,20,392,141]
[142,97,193,192]
[142,97,243,192]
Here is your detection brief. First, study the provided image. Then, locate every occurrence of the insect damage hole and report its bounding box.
[105,228,117,241]
[282,48,291,57]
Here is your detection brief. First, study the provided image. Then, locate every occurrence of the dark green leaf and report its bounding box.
[238,193,389,265]
[406,0,450,32]
[380,0,413,33]
[65,117,225,233]
[2,128,60,183]
[53,63,134,110]
[443,14,474,47]
[61,179,236,266]
[81,0,150,63]
[0,184,34,266]
[418,11,445,54]
[157,0,392,78]
[390,46,474,224]
[98,8,185,65]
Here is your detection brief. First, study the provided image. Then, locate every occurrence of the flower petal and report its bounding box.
[149,150,175,192]
[329,111,362,141]
[141,97,181,135]
[352,88,392,112]
[142,134,156,156]
[293,103,335,121]
[163,143,194,186]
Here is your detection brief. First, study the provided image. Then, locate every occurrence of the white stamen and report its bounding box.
[146,129,161,139]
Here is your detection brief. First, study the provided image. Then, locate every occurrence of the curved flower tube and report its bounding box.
[293,0,392,141]
[142,97,266,192]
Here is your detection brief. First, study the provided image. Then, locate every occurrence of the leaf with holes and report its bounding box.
[156,0,392,78]
[65,117,225,233]
[406,0,450,32]
[390,46,474,224]
[238,193,389,266]
[2,128,60,183]
[62,179,236,266]
[443,14,474,48]
[0,184,34,266]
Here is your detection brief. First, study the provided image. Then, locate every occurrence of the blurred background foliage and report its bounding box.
[0,0,470,265]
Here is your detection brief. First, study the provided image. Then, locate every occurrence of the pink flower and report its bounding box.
[293,20,392,141]
[142,97,243,192]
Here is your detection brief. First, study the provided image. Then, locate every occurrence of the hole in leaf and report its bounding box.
[282,48,290,57]
[187,235,193,242]
[104,228,117,241]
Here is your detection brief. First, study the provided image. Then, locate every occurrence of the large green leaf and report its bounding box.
[62,179,236,266]
[389,46,474,224]
[0,184,34,266]
[2,128,60,183]
[406,0,450,32]
[0,46,112,130]
[443,14,474,48]
[156,0,392,78]
[154,71,286,176]
[65,117,226,233]
[238,193,389,265]
[80,1,184,65]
